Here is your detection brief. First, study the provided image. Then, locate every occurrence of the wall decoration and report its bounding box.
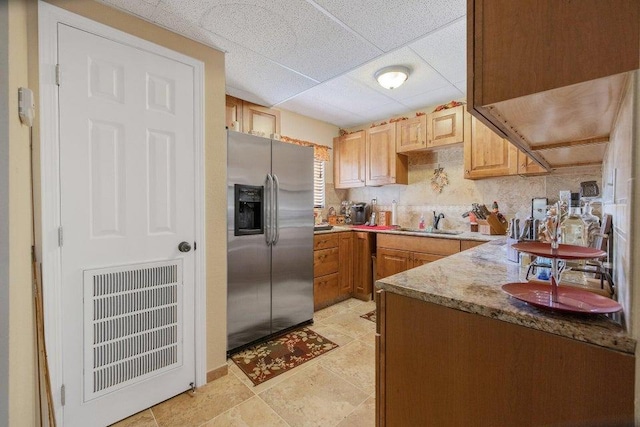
[431,166,449,193]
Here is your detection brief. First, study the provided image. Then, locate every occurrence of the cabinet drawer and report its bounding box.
[377,234,460,256]
[314,273,339,310]
[314,233,340,250]
[314,247,339,277]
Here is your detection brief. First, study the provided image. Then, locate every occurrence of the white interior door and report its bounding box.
[58,23,196,426]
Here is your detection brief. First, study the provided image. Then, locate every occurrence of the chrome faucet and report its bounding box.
[433,211,445,230]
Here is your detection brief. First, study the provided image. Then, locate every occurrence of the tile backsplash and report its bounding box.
[324,146,602,232]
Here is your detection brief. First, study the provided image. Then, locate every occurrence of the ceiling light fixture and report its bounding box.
[374,66,410,90]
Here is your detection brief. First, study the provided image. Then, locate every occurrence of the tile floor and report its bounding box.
[113,298,377,427]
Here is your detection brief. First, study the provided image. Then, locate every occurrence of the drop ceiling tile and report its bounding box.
[197,0,382,81]
[312,0,466,52]
[225,45,319,106]
[454,80,467,94]
[157,0,215,24]
[154,5,316,106]
[347,47,451,102]
[151,6,231,52]
[98,0,158,19]
[296,76,396,114]
[278,96,366,128]
[410,19,466,84]
[399,84,464,110]
[358,102,412,124]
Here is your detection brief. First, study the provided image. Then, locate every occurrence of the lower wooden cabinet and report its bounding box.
[460,239,486,251]
[315,233,490,310]
[338,233,353,295]
[313,231,372,310]
[353,232,375,300]
[376,290,634,426]
[313,273,339,309]
[376,234,458,279]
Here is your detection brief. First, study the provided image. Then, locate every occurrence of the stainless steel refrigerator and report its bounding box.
[227,130,314,353]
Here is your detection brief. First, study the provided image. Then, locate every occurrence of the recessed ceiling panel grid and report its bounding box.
[197,0,383,81]
[357,102,414,124]
[224,45,319,106]
[278,96,366,128]
[409,19,467,84]
[311,0,466,52]
[347,47,451,101]
[399,85,464,110]
[151,5,231,52]
[292,75,398,114]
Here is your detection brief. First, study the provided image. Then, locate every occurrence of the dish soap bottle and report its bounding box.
[561,192,587,246]
[419,213,425,229]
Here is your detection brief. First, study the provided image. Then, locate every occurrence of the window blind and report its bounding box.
[313,159,325,208]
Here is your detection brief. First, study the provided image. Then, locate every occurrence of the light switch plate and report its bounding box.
[18,87,35,127]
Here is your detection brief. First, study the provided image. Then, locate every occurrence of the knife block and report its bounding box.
[478,213,508,235]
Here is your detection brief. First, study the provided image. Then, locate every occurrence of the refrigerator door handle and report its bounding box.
[265,174,273,245]
[273,174,280,245]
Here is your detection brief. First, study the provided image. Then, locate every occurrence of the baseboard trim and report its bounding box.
[206,364,228,383]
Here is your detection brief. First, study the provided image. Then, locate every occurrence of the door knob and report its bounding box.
[178,241,192,253]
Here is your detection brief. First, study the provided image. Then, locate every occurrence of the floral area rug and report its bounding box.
[360,310,376,323]
[231,327,338,386]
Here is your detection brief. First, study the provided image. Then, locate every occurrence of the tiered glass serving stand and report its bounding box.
[502,202,621,314]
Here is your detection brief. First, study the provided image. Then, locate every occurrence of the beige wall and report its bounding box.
[602,71,640,420]
[7,0,39,425]
[602,71,637,332]
[0,1,10,424]
[277,108,339,184]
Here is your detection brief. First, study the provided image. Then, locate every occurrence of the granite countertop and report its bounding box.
[375,238,635,354]
[314,225,503,243]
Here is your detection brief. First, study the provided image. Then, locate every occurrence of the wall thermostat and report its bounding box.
[18,87,35,127]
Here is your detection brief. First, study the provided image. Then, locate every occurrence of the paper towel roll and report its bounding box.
[391,200,398,226]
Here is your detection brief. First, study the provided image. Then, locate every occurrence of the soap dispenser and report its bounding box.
[419,213,426,229]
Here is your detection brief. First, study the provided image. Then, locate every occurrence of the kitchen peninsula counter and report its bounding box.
[375,238,634,353]
[375,239,635,426]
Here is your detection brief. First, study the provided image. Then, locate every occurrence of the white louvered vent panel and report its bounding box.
[83,260,183,401]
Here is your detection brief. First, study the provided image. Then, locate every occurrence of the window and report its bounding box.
[313,159,325,208]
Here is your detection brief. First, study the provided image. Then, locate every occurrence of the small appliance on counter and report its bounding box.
[351,203,370,225]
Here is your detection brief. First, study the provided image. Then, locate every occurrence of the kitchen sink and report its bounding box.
[398,228,462,235]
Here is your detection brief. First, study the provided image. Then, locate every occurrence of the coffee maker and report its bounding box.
[351,203,370,225]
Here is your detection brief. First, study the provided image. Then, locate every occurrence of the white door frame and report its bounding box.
[37,2,206,424]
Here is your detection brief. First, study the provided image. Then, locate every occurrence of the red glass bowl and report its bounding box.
[511,242,606,260]
[502,282,622,314]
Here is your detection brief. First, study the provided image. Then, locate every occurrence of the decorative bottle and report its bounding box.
[560,193,587,246]
[581,200,601,247]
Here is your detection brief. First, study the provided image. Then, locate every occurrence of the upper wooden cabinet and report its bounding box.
[242,102,281,136]
[468,0,639,169]
[426,105,464,148]
[396,106,464,153]
[334,125,408,189]
[225,95,243,131]
[225,95,281,136]
[334,131,366,189]
[464,114,517,180]
[517,150,547,176]
[396,116,427,152]
[366,123,408,186]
